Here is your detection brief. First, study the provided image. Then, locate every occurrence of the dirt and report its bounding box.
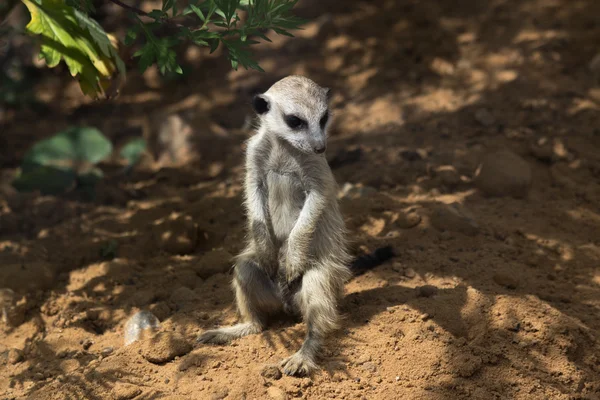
[2,0,600,399]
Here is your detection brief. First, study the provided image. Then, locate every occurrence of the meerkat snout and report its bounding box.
[314,144,326,154]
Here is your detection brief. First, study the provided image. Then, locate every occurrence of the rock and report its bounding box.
[362,362,377,373]
[101,347,114,357]
[530,138,554,163]
[8,348,23,364]
[261,364,282,380]
[194,249,233,279]
[429,202,479,236]
[267,386,287,400]
[356,354,372,365]
[417,285,438,298]
[81,338,93,350]
[493,272,519,289]
[142,331,193,364]
[434,165,461,187]
[124,310,160,346]
[474,108,496,127]
[152,213,198,255]
[112,382,142,400]
[396,211,422,229]
[404,268,416,278]
[475,149,532,198]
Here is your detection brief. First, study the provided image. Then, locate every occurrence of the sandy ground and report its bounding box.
[2,0,600,399]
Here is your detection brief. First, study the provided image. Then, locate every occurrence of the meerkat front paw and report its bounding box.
[281,247,305,284]
[280,351,317,377]
[196,329,233,345]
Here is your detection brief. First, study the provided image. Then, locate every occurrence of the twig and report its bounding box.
[106,0,202,34]
[106,0,148,16]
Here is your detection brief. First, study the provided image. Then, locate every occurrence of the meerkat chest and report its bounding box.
[266,169,306,241]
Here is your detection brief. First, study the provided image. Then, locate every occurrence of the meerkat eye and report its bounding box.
[284,115,306,129]
[319,112,329,129]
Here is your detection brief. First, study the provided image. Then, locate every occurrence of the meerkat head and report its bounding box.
[252,75,332,155]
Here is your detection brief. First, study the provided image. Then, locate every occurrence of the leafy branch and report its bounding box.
[13,0,306,98]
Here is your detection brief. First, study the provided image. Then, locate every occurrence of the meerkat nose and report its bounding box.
[314,146,326,154]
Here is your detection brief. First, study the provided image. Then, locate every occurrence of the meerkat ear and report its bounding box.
[252,94,270,115]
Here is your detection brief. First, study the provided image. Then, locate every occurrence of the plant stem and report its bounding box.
[106,0,148,16]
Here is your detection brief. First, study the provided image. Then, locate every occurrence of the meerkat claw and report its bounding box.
[280,352,317,377]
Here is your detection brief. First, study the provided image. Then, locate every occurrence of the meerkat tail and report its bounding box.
[349,245,395,276]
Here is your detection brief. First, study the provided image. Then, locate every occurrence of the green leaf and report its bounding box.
[21,0,126,98]
[22,126,113,171]
[134,43,156,74]
[124,26,138,46]
[12,166,77,195]
[189,4,205,21]
[147,9,167,19]
[208,38,220,53]
[272,27,294,37]
[65,0,95,14]
[120,137,147,166]
[162,0,175,12]
[223,38,263,72]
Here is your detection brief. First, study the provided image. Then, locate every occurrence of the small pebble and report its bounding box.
[8,348,23,364]
[100,347,114,357]
[142,331,192,364]
[81,339,93,351]
[417,285,438,298]
[124,310,160,346]
[260,364,282,380]
[362,362,377,373]
[404,268,416,278]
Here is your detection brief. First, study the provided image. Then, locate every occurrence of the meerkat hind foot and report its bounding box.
[197,322,261,345]
[280,351,318,377]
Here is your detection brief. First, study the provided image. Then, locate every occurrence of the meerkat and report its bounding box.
[197,75,384,376]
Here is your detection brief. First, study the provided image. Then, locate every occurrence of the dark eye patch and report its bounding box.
[319,111,329,129]
[284,115,306,129]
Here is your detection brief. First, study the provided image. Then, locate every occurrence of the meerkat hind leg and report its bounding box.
[198,256,282,344]
[280,267,342,376]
